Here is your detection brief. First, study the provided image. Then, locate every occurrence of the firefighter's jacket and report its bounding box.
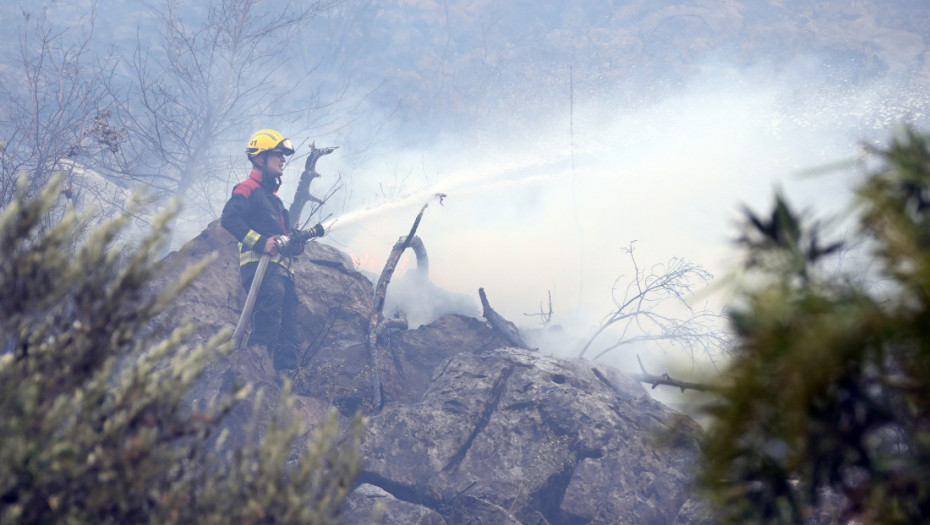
[221,169,296,274]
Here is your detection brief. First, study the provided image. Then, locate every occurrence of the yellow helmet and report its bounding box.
[245,129,295,158]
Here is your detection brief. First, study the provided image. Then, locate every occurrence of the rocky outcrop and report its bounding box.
[358,347,701,525]
[154,221,705,524]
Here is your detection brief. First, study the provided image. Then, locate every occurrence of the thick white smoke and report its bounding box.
[301,57,928,385]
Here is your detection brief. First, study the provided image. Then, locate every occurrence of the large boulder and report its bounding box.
[358,347,702,525]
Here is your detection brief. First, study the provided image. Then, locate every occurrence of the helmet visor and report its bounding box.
[272,138,295,156]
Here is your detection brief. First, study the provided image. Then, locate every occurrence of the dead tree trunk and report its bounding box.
[478,288,534,350]
[367,204,429,411]
[289,141,337,225]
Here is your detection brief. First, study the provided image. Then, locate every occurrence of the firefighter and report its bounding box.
[221,129,325,378]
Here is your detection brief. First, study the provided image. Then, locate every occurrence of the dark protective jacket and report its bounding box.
[220,169,296,273]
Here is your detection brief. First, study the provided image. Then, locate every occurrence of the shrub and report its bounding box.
[698,127,930,523]
[0,176,362,524]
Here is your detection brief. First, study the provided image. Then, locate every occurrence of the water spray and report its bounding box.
[320,159,564,235]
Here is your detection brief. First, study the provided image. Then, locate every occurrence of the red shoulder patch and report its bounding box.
[233,177,261,198]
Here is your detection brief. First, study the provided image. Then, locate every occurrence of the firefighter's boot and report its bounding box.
[271,344,299,386]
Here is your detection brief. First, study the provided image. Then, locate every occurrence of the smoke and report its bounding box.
[313,55,928,381]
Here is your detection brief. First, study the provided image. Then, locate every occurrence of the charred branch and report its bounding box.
[630,355,719,393]
[289,141,338,225]
[367,204,430,411]
[478,288,534,350]
[407,235,429,276]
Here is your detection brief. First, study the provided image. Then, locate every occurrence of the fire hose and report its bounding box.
[231,227,322,348]
[231,233,294,348]
[232,253,271,348]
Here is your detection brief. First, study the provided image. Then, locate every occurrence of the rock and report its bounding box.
[360,347,702,524]
[443,494,527,525]
[378,314,517,404]
[343,484,447,525]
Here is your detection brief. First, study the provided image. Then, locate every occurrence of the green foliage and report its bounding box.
[0,175,362,524]
[697,127,930,524]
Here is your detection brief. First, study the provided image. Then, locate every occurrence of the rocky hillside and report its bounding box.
[152,220,705,524]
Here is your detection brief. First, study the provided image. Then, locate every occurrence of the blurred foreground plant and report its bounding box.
[696,126,930,524]
[0,175,362,524]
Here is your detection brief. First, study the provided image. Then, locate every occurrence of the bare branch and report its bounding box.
[579,241,731,363]
[98,0,341,248]
[480,288,534,350]
[0,7,124,228]
[630,355,719,393]
[523,290,553,325]
[290,141,339,225]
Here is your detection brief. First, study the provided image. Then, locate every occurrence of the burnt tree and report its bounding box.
[367,204,430,411]
[478,288,533,350]
[289,141,338,226]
